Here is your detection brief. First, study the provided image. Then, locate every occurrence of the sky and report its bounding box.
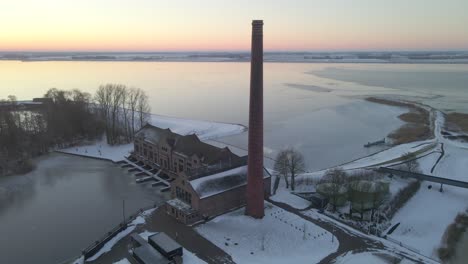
[1,0,467,52]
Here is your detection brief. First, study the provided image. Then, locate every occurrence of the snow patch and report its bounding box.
[196,203,338,264]
[86,207,155,262]
[59,113,246,162]
[113,258,131,264]
[270,189,311,210]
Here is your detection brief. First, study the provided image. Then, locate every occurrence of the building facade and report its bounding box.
[131,124,271,224]
[165,164,271,224]
[132,124,242,179]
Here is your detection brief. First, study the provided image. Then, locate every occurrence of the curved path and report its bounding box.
[267,198,437,263]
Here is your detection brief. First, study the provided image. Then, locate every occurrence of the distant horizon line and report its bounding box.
[1,50,468,54]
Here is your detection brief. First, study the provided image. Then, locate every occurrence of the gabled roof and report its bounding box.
[135,124,242,165]
[135,124,176,145]
[190,165,272,199]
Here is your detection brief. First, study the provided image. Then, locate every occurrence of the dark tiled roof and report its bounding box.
[135,124,242,165]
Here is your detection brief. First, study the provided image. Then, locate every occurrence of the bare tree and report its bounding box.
[95,85,113,143]
[321,167,348,212]
[94,84,149,144]
[137,89,150,128]
[119,86,130,141]
[110,85,125,144]
[285,148,305,191]
[128,87,140,138]
[273,148,306,192]
[273,150,290,192]
[7,95,17,103]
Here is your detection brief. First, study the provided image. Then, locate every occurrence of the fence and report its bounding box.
[57,203,160,264]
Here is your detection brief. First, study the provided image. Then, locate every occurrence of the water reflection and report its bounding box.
[0,153,169,264]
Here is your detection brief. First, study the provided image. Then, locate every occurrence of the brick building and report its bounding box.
[132,124,271,224]
[133,124,243,179]
[166,163,271,224]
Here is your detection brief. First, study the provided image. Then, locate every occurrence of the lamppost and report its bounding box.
[122,199,126,224]
[331,226,335,243]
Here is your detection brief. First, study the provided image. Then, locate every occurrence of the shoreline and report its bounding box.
[365,97,433,145]
[366,97,468,144]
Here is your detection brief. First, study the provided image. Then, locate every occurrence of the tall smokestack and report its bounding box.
[245,20,264,218]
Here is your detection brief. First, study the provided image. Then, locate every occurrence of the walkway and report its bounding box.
[267,199,437,264]
[267,199,382,263]
[378,167,468,189]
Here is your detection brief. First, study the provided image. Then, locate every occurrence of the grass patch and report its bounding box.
[388,124,431,145]
[445,113,468,134]
[366,97,432,144]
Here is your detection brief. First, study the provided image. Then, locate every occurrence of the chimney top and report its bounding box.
[252,20,263,25]
[252,20,263,35]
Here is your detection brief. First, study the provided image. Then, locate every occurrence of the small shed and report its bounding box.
[148,232,183,260]
[130,233,148,248]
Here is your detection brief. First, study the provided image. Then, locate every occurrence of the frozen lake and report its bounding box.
[0,61,439,170]
[1,61,467,262]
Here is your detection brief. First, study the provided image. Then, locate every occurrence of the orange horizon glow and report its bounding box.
[1,0,468,52]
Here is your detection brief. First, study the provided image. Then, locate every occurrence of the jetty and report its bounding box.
[117,157,171,189]
[364,138,386,148]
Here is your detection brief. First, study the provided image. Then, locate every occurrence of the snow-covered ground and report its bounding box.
[385,111,468,259]
[148,114,246,140]
[277,109,468,261]
[113,259,131,264]
[58,113,246,162]
[196,203,338,264]
[338,140,436,170]
[294,139,437,184]
[270,180,312,210]
[270,189,311,210]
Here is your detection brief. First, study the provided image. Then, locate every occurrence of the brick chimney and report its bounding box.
[245,20,264,218]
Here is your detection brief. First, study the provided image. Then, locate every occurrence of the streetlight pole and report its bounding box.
[332,226,335,243]
[122,199,126,224]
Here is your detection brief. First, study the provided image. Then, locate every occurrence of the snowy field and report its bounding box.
[384,112,468,259]
[387,146,468,258]
[338,140,437,170]
[147,114,246,140]
[270,189,311,210]
[294,139,438,184]
[58,113,246,162]
[196,203,338,264]
[270,180,312,210]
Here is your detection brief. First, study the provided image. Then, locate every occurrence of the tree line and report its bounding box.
[94,84,150,145]
[0,84,151,176]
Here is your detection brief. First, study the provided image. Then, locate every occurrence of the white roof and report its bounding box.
[190,165,271,199]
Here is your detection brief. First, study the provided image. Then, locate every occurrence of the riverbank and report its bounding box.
[366,96,468,145]
[287,105,468,261]
[365,97,432,145]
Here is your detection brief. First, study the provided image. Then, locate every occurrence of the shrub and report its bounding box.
[438,212,468,262]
